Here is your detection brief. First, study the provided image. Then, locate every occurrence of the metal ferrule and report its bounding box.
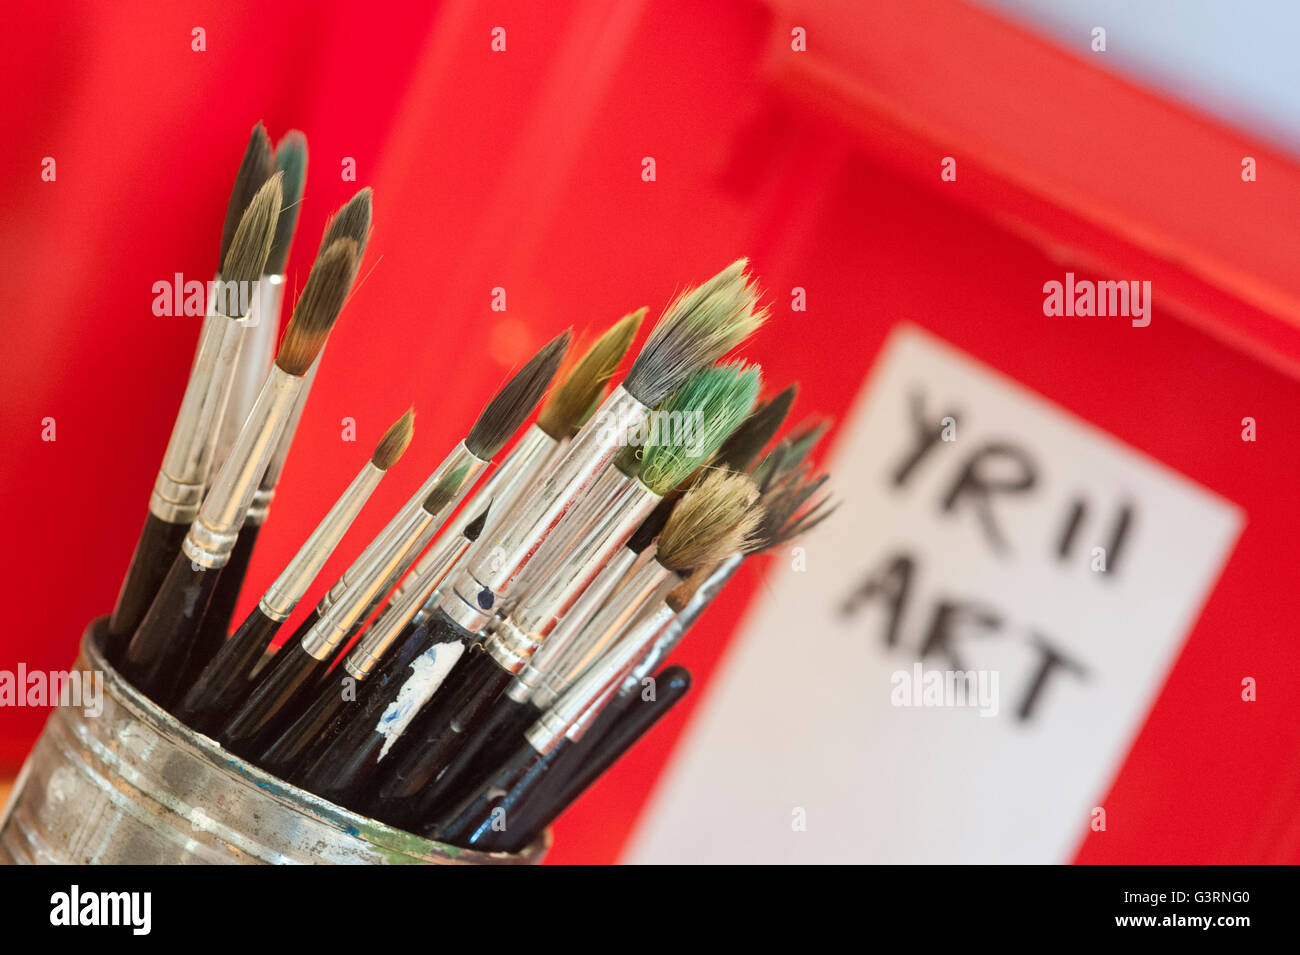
[318,441,487,616]
[529,556,675,711]
[261,348,321,493]
[388,425,558,609]
[245,486,274,527]
[490,474,658,677]
[505,545,638,704]
[343,540,451,680]
[301,451,484,660]
[621,551,743,696]
[258,461,386,622]
[182,365,300,569]
[525,601,675,755]
[148,297,246,524]
[459,385,650,607]
[213,275,283,477]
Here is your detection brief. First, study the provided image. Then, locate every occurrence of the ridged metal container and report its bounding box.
[0,618,548,865]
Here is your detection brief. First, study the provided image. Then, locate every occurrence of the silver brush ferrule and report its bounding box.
[261,348,321,493]
[343,544,450,679]
[258,461,386,622]
[489,472,658,677]
[213,275,283,477]
[528,557,674,711]
[245,486,274,527]
[149,291,252,524]
[318,441,488,617]
[620,551,743,696]
[182,364,300,569]
[302,448,484,660]
[387,424,557,609]
[505,544,638,704]
[455,385,650,613]
[525,601,675,755]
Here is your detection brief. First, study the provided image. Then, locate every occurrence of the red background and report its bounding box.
[2,0,1299,863]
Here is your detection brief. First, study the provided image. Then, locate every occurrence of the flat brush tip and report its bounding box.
[466,329,571,459]
[221,172,283,294]
[372,407,415,470]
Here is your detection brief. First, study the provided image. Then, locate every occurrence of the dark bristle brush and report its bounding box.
[217,332,570,761]
[118,234,359,707]
[363,367,761,828]
[174,408,415,733]
[105,125,276,658]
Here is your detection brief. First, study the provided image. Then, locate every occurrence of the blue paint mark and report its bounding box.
[477,587,495,610]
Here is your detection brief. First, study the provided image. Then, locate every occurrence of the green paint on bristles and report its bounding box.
[640,361,761,496]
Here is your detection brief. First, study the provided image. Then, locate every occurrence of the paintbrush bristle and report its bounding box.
[219,173,283,313]
[423,462,472,515]
[265,131,308,275]
[372,407,415,470]
[657,471,762,573]
[537,308,646,440]
[464,503,492,541]
[753,416,829,491]
[753,468,836,552]
[465,330,571,459]
[714,384,797,473]
[275,238,358,376]
[319,187,373,261]
[625,259,767,406]
[220,122,274,268]
[640,361,761,496]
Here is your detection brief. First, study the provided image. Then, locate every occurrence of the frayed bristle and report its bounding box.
[219,173,283,312]
[319,187,373,261]
[220,122,274,267]
[372,408,415,470]
[752,469,836,552]
[423,462,472,515]
[464,503,492,541]
[657,471,762,573]
[266,131,308,275]
[625,259,767,406]
[537,308,646,440]
[714,384,797,473]
[276,238,358,375]
[639,361,761,496]
[466,330,571,459]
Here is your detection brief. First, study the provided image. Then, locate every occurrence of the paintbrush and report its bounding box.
[184,182,368,681]
[361,365,759,825]
[257,506,492,782]
[380,308,645,625]
[392,470,760,824]
[118,236,359,705]
[174,409,415,733]
[191,132,308,681]
[496,664,693,848]
[215,333,570,759]
[105,128,276,655]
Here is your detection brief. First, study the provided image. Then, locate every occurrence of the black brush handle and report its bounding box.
[295,613,471,810]
[258,672,354,783]
[514,665,692,842]
[367,647,514,828]
[174,605,282,735]
[105,513,190,661]
[428,738,565,851]
[118,551,221,708]
[181,522,260,689]
[218,641,328,760]
[406,695,541,826]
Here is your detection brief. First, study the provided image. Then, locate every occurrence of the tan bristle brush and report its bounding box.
[119,237,360,707]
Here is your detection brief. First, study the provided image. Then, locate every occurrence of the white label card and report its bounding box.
[626,324,1243,864]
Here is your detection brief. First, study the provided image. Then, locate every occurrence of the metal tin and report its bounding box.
[0,618,548,865]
